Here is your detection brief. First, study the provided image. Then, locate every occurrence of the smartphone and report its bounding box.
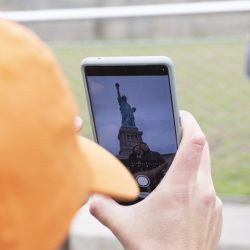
[81,56,181,204]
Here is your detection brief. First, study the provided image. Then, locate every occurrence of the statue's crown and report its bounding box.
[121,95,127,101]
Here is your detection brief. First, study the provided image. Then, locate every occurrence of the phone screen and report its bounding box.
[84,65,178,201]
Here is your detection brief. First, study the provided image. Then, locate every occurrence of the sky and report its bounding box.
[87,75,177,155]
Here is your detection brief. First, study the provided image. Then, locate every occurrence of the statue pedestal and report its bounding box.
[117,127,143,159]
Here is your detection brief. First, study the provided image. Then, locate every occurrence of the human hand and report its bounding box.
[90,111,223,250]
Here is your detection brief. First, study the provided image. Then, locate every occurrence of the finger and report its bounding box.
[89,195,126,236]
[75,116,83,132]
[165,111,206,184]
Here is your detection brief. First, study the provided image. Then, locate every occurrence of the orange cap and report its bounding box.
[0,19,139,250]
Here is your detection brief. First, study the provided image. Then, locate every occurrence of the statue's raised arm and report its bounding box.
[115,82,121,99]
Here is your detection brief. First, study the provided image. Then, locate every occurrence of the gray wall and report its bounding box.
[0,0,217,10]
[1,0,249,40]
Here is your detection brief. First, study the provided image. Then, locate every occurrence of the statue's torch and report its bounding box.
[115,82,121,98]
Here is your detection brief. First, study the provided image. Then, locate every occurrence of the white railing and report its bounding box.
[0,1,250,22]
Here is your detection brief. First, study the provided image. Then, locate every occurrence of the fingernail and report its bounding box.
[75,116,83,131]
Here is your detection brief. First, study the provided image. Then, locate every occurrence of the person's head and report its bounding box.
[140,142,150,152]
[132,144,142,155]
[0,19,138,250]
[121,95,127,102]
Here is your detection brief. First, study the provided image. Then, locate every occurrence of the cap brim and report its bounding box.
[77,136,139,201]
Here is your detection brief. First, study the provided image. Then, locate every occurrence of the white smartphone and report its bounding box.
[81,56,181,204]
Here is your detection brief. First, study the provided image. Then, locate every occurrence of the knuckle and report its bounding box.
[190,133,207,148]
[215,197,223,212]
[201,190,217,206]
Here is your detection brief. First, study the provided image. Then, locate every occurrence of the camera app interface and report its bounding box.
[85,65,177,199]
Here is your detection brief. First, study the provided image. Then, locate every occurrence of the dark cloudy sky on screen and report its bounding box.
[87,75,177,155]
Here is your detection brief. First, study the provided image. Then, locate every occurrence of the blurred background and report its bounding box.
[1,0,249,249]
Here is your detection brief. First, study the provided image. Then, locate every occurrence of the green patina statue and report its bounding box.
[115,82,136,128]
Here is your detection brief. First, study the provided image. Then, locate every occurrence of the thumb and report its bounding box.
[163,111,206,184]
[89,195,126,236]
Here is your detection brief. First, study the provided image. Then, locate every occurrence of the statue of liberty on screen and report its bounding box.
[115,82,136,128]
